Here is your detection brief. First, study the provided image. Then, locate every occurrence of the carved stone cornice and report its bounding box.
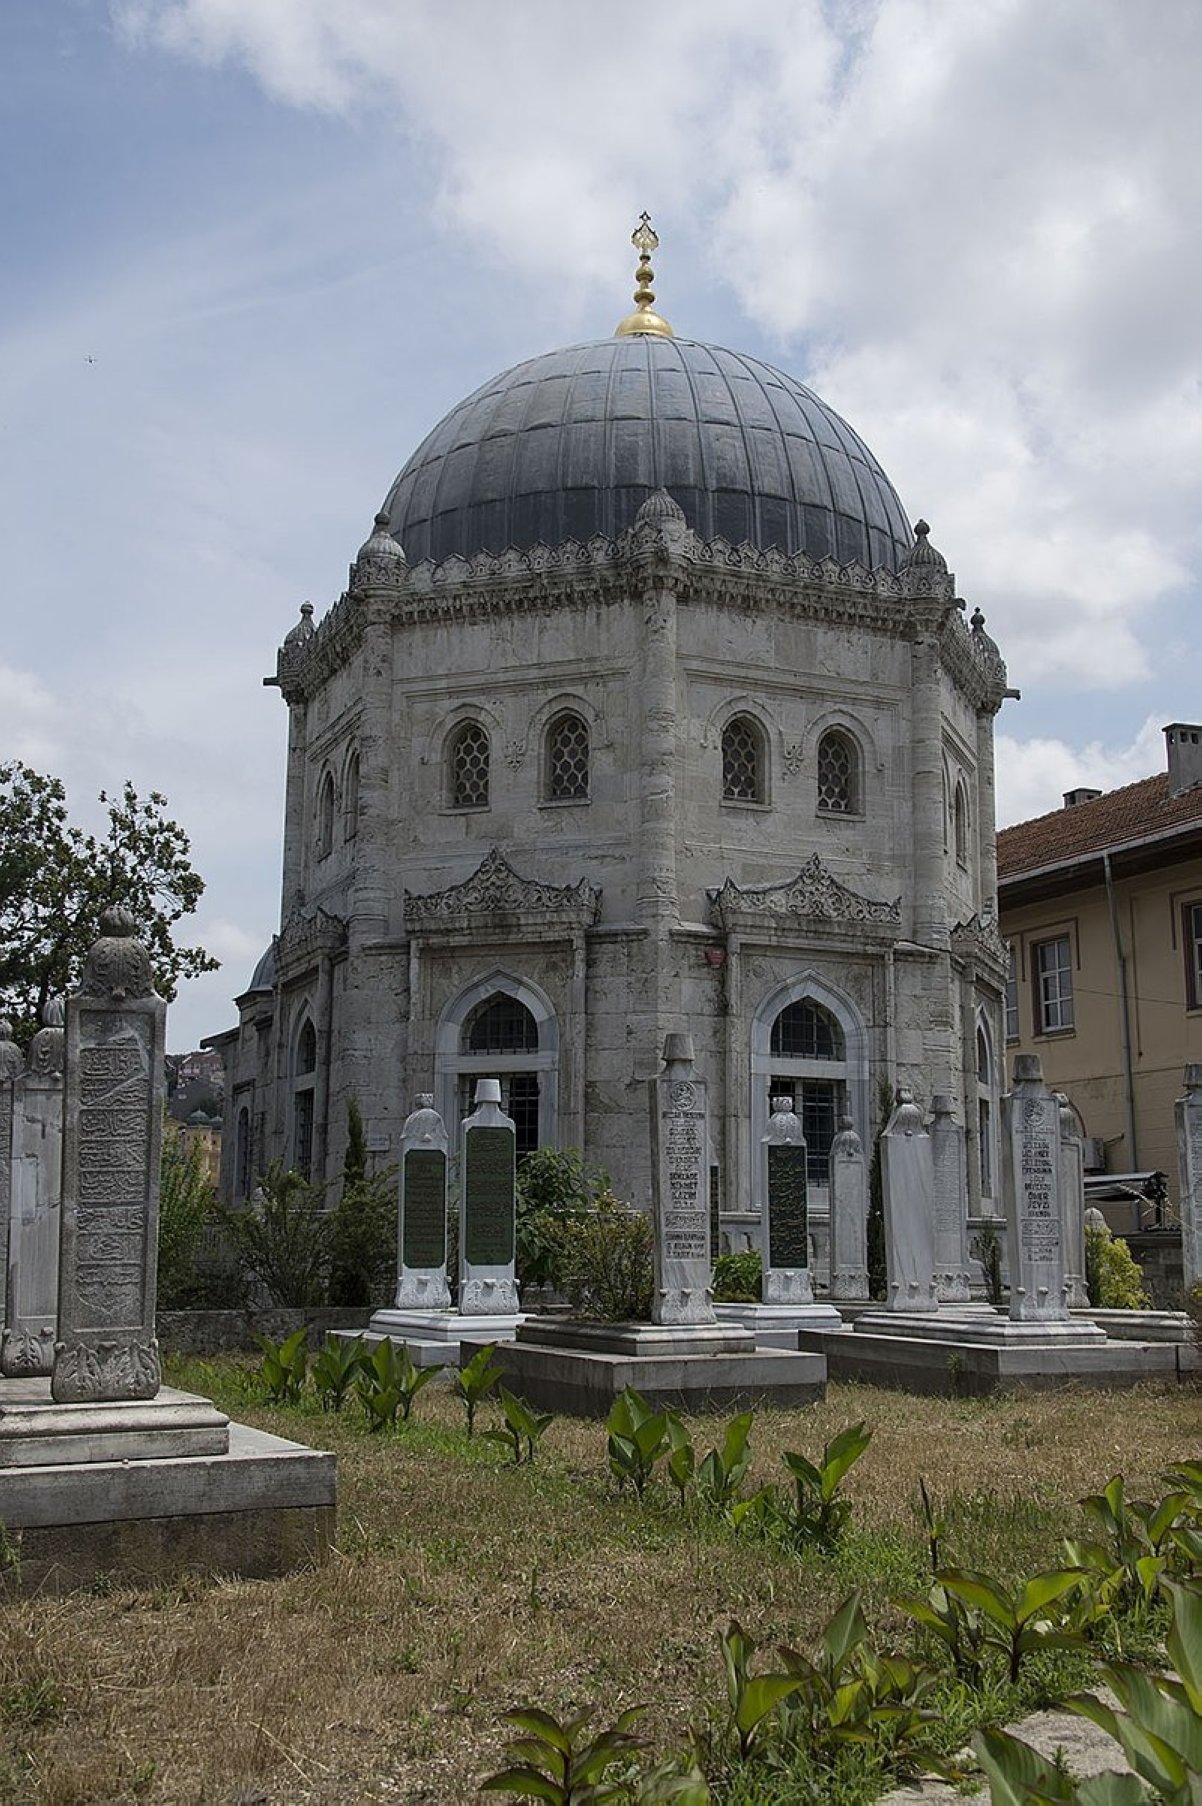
[950,913,1010,980]
[940,607,1010,712]
[405,847,601,935]
[276,907,348,977]
[708,852,902,935]
[273,527,983,703]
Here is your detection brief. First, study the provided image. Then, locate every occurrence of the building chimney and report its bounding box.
[1063,788,1103,808]
[1164,724,1202,798]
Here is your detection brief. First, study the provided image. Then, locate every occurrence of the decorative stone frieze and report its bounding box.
[708,852,901,934]
[405,847,601,935]
[950,913,1010,979]
[275,907,348,979]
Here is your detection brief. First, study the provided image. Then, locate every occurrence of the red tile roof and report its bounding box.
[998,773,1202,880]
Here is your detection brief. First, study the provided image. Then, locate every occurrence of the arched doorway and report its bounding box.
[435,972,559,1153]
[749,975,868,1218]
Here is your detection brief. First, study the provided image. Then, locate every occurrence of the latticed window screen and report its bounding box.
[466,994,539,1054]
[450,722,490,808]
[547,712,589,801]
[769,1076,841,1190]
[817,730,857,813]
[722,715,764,802]
[770,999,843,1060]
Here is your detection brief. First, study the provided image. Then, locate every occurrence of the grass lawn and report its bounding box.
[0,1360,1197,1804]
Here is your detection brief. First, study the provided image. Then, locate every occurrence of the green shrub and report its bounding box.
[713,1251,762,1303]
[221,1162,330,1307]
[1084,1222,1150,1310]
[551,1189,654,1321]
[327,1098,398,1307]
[515,1146,604,1287]
[157,1127,216,1309]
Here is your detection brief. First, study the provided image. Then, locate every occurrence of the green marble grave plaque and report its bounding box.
[767,1143,808,1269]
[402,1147,446,1270]
[464,1125,515,1266]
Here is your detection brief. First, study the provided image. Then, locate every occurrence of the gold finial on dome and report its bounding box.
[614,212,674,338]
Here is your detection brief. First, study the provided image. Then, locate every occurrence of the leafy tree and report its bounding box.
[0,762,217,1042]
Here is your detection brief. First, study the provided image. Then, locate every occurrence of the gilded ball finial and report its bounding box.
[615,211,674,338]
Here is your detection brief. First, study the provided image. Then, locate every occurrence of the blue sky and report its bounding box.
[2,0,1199,1050]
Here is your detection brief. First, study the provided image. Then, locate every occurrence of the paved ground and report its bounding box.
[881,1697,1132,1803]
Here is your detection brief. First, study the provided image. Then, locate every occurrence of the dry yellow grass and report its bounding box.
[0,1371,1197,1804]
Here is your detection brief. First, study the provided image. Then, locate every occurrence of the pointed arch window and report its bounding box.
[767,996,847,1194]
[449,721,490,809]
[292,1018,317,1180]
[722,714,766,803]
[954,778,970,866]
[816,728,860,815]
[315,770,336,857]
[234,1104,252,1202]
[976,1021,998,1207]
[343,749,360,841]
[545,711,590,802]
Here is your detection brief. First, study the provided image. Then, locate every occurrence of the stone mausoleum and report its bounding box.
[209,222,1014,1260]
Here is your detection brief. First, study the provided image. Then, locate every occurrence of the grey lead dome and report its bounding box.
[381,335,912,570]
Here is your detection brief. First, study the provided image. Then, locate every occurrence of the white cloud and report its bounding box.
[995,714,1167,827]
[111,0,1202,689]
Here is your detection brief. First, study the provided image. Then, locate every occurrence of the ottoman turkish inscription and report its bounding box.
[650,1034,716,1326]
[1002,1054,1070,1324]
[402,1150,447,1272]
[460,1079,519,1314]
[464,1129,516,1267]
[767,1146,809,1268]
[52,910,166,1403]
[1174,1065,1202,1292]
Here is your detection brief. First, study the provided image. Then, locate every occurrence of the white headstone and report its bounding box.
[0,1020,25,1344]
[929,1094,971,1302]
[1055,1093,1089,1309]
[53,911,166,1403]
[762,1095,813,1305]
[2,1002,64,1376]
[649,1034,716,1325]
[459,1078,519,1315]
[1002,1054,1071,1324]
[394,1094,451,1311]
[1174,1064,1202,1293]
[829,1115,869,1300]
[880,1086,938,1312]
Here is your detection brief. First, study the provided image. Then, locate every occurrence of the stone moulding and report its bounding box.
[275,907,348,979]
[404,846,602,933]
[275,523,988,703]
[708,852,902,934]
[950,913,1010,978]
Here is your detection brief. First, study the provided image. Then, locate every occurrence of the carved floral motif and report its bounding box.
[405,847,601,930]
[52,1337,161,1403]
[81,909,154,1002]
[708,852,901,930]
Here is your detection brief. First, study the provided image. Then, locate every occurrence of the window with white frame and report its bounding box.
[1033,934,1074,1033]
[1004,944,1020,1040]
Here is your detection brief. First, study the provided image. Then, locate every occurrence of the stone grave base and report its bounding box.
[1077,1308,1191,1342]
[796,1315,1193,1396]
[714,1300,844,1348]
[0,1385,336,1594]
[361,1308,525,1366]
[463,1318,826,1417]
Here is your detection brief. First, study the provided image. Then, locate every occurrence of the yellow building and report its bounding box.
[998,725,1202,1251]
